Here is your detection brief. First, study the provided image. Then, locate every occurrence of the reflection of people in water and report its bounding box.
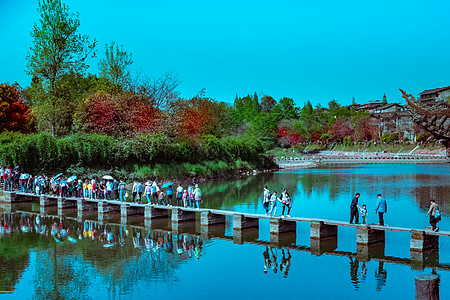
[194,237,203,260]
[375,262,387,291]
[270,247,278,273]
[263,247,270,273]
[166,233,174,254]
[359,262,367,283]
[280,249,292,278]
[349,257,360,290]
[133,230,142,249]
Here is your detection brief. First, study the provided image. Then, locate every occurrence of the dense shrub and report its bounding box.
[0,132,269,174]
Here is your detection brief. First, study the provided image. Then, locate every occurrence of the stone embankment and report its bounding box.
[276,149,448,168]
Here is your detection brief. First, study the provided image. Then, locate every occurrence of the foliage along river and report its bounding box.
[0,163,449,299]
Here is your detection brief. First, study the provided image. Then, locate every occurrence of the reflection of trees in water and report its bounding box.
[202,173,274,209]
[0,256,29,292]
[33,248,91,299]
[294,171,359,201]
[411,174,450,214]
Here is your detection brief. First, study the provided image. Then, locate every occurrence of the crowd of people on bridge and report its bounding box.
[1,165,443,230]
[0,165,203,209]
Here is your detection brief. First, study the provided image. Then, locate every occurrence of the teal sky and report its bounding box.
[1,0,449,106]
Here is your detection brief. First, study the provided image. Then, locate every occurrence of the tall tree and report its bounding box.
[133,71,181,109]
[98,42,133,94]
[278,97,299,119]
[26,0,97,136]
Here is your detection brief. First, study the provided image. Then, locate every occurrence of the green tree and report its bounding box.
[98,42,133,94]
[26,0,97,136]
[260,95,276,113]
[247,112,278,149]
[278,97,299,119]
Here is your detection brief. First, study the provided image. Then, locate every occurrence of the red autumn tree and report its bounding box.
[331,117,354,142]
[76,90,129,135]
[169,97,234,138]
[0,83,31,132]
[353,115,377,141]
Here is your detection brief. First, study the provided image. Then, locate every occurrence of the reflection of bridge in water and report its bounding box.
[2,190,450,271]
[6,203,450,272]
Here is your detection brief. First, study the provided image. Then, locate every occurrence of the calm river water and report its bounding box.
[0,164,449,299]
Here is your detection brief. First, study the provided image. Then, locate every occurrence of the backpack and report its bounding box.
[435,209,441,220]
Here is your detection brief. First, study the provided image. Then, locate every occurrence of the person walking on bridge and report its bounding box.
[118,180,127,202]
[426,199,440,232]
[269,191,281,217]
[350,193,360,224]
[263,186,270,215]
[375,194,387,226]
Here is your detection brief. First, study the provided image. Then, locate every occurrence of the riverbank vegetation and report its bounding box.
[0,0,437,179]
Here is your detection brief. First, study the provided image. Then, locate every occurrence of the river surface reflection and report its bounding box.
[0,163,449,299]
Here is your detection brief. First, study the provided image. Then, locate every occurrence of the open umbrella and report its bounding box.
[102,175,114,180]
[53,173,63,180]
[67,175,77,182]
[161,182,174,189]
[20,173,30,180]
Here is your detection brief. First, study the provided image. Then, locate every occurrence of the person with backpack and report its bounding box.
[427,199,441,232]
[281,190,292,218]
[118,180,127,202]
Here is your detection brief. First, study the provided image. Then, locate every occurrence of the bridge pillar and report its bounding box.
[356,226,385,245]
[121,204,144,218]
[411,249,439,270]
[0,192,16,203]
[310,238,338,256]
[57,197,76,209]
[233,228,259,245]
[201,224,226,240]
[410,230,439,252]
[172,208,196,223]
[310,221,338,239]
[98,201,120,214]
[0,202,12,214]
[415,274,440,300]
[233,214,259,230]
[172,220,196,235]
[40,196,57,207]
[356,243,385,261]
[144,206,169,220]
[270,232,296,247]
[201,211,225,226]
[270,218,296,235]
[77,199,97,212]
